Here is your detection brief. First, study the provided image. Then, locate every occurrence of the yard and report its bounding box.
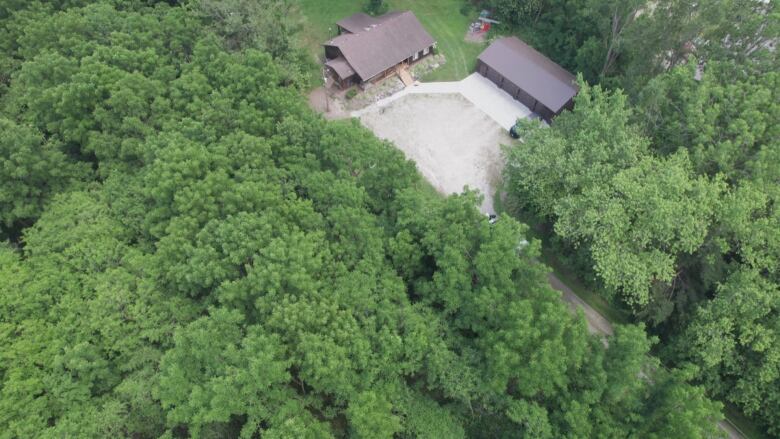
[298,0,485,83]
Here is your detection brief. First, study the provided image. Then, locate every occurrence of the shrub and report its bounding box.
[346,88,358,100]
[363,0,388,16]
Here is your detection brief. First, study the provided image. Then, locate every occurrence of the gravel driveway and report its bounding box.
[353,73,533,213]
[358,93,509,213]
[354,73,532,130]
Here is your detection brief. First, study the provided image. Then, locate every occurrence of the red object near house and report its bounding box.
[482,22,491,32]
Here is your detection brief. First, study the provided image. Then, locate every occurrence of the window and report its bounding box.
[413,52,419,61]
[423,47,429,56]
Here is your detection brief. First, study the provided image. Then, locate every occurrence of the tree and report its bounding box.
[635,58,779,432]
[195,0,301,55]
[702,0,778,71]
[0,118,89,234]
[363,0,388,16]
[158,308,330,438]
[636,61,779,179]
[555,152,721,312]
[504,80,647,217]
[636,368,724,439]
[0,190,199,438]
[0,1,727,437]
[490,0,777,92]
[505,81,723,312]
[620,0,710,93]
[347,391,402,438]
[489,0,550,24]
[677,270,780,435]
[194,0,312,86]
[582,0,644,77]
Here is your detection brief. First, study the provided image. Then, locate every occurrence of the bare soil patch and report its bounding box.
[464,30,487,43]
[358,93,509,213]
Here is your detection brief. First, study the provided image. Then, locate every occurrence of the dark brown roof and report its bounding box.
[336,13,380,33]
[325,56,355,78]
[336,11,407,34]
[478,37,578,112]
[326,11,435,81]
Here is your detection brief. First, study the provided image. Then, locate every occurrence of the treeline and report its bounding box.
[498,0,779,434]
[487,0,777,91]
[0,1,726,438]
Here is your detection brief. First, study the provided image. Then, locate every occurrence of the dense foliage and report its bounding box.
[364,0,389,16]
[0,1,727,438]
[488,0,778,91]
[503,4,780,431]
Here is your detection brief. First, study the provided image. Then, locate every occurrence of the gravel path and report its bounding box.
[358,93,507,213]
[353,73,532,130]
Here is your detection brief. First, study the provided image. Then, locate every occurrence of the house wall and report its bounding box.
[514,88,538,113]
[477,59,562,122]
[363,44,435,86]
[339,74,358,89]
[562,98,574,112]
[536,105,555,122]
[405,44,435,64]
[478,59,488,75]
[326,65,358,89]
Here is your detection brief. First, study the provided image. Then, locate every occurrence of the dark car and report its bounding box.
[509,123,520,139]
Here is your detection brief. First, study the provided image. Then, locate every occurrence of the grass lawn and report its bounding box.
[298,0,486,85]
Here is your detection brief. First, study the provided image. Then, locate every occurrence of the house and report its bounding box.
[477,37,578,121]
[324,11,436,89]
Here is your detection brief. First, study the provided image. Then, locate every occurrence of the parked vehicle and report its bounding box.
[509,122,520,139]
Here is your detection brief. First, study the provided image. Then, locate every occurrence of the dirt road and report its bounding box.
[548,273,614,336]
[548,273,742,438]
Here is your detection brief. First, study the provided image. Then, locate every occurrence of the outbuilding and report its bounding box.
[476,37,578,121]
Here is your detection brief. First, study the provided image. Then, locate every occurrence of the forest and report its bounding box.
[0,0,775,438]
[496,0,779,435]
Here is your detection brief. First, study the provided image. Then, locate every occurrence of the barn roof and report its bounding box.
[478,37,578,112]
[326,11,435,81]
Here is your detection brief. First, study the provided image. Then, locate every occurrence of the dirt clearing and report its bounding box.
[358,93,509,213]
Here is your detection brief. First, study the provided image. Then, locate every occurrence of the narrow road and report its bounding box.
[548,273,613,336]
[547,273,742,439]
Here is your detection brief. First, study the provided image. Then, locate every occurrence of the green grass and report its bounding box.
[724,403,771,439]
[297,0,486,85]
[391,0,485,81]
[540,251,632,325]
[297,0,364,85]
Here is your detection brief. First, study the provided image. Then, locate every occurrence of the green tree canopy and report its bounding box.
[0,1,727,438]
